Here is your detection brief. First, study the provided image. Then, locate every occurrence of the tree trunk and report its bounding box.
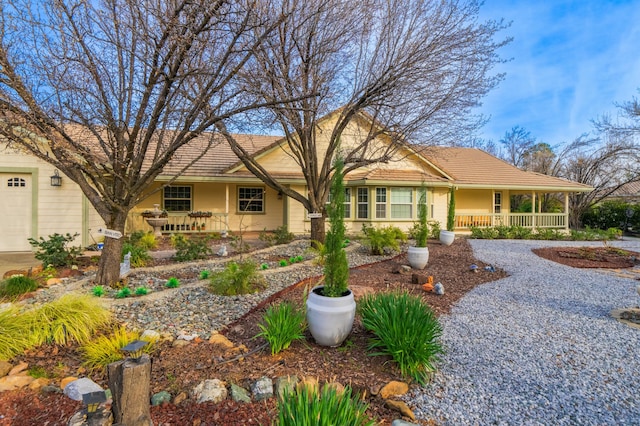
[107,354,152,426]
[96,212,127,287]
[310,216,326,246]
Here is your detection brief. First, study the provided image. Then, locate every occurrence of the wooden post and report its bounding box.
[107,354,153,426]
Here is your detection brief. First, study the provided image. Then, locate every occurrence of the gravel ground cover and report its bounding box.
[408,238,640,425]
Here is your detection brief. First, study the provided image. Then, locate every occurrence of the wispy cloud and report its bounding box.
[477,0,640,145]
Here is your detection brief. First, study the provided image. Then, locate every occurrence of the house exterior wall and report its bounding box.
[0,145,96,251]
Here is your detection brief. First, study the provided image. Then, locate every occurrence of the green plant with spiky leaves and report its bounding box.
[322,157,349,297]
[199,270,211,280]
[276,385,374,426]
[358,292,443,384]
[209,260,266,296]
[115,288,131,299]
[166,277,180,288]
[0,306,35,360]
[92,285,106,297]
[255,302,306,355]
[134,287,149,296]
[279,259,289,267]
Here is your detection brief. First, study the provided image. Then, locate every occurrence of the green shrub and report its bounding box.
[0,306,35,360]
[429,220,441,239]
[258,228,276,246]
[274,225,295,245]
[277,385,374,426]
[361,226,404,255]
[121,242,151,268]
[25,294,112,346]
[92,285,106,297]
[28,232,82,268]
[0,275,38,299]
[279,259,289,267]
[81,326,155,373]
[323,157,349,298]
[199,270,211,280]
[209,260,266,296]
[128,231,157,250]
[511,225,533,239]
[582,200,640,230]
[494,224,512,238]
[261,263,269,270]
[172,235,213,262]
[134,287,149,296]
[165,277,180,288]
[255,302,306,355]
[358,292,443,384]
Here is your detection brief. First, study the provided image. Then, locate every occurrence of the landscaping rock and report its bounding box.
[275,375,299,400]
[380,381,409,399]
[392,265,412,275]
[411,273,428,285]
[140,329,161,342]
[172,339,190,348]
[151,390,172,406]
[208,332,234,348]
[192,379,227,404]
[322,381,345,395]
[173,391,188,405]
[434,282,445,295]
[0,374,35,392]
[28,378,50,391]
[230,383,251,403]
[251,376,273,401]
[8,361,28,376]
[385,400,415,420]
[63,377,104,401]
[41,385,62,394]
[60,376,78,390]
[0,361,12,378]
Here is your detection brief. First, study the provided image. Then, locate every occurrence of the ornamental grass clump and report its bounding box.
[0,275,38,299]
[276,385,374,426]
[255,301,306,355]
[209,260,266,296]
[81,326,155,373]
[25,294,112,346]
[358,292,443,384]
[0,306,34,360]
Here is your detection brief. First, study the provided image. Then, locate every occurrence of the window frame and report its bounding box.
[390,187,413,219]
[238,186,265,213]
[375,187,387,219]
[7,177,26,188]
[494,191,502,214]
[357,187,369,219]
[163,185,192,212]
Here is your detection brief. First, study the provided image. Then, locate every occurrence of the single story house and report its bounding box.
[0,116,592,252]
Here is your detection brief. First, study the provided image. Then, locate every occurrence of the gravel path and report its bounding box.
[408,238,640,425]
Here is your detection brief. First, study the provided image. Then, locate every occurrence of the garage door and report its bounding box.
[0,173,32,251]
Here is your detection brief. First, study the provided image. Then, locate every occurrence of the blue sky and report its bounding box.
[476,0,640,146]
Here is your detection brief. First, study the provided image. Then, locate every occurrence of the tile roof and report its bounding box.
[345,168,448,184]
[609,181,640,197]
[423,147,592,191]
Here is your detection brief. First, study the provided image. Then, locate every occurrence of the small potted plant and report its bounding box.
[408,184,429,269]
[306,157,356,347]
[440,187,456,246]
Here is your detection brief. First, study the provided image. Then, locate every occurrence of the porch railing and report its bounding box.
[127,212,229,234]
[455,213,567,229]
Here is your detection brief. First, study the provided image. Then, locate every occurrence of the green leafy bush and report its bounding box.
[582,200,640,230]
[255,302,306,355]
[209,260,266,296]
[359,292,443,384]
[0,275,38,299]
[199,270,211,279]
[128,231,157,250]
[172,235,213,262]
[28,232,82,267]
[276,385,374,426]
[361,225,405,255]
[165,277,180,288]
[134,287,149,296]
[279,259,289,267]
[259,228,276,246]
[92,285,106,297]
[274,225,295,245]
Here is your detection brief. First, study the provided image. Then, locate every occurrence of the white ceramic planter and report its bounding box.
[439,230,455,246]
[407,246,429,269]
[306,286,356,347]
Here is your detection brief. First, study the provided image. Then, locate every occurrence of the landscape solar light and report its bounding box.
[121,340,148,359]
[82,390,107,417]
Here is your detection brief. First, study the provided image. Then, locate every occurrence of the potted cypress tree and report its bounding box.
[408,185,429,269]
[306,157,356,347]
[440,187,456,246]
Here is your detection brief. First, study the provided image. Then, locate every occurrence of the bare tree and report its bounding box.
[218,0,509,243]
[0,0,284,285]
[498,125,537,169]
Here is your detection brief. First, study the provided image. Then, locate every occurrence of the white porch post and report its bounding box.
[564,193,569,230]
[531,191,536,228]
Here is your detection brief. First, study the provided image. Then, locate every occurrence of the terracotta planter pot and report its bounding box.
[306,286,356,347]
[407,246,429,269]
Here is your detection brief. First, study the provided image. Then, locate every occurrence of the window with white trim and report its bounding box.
[238,187,264,212]
[357,188,368,219]
[163,186,192,211]
[391,187,413,219]
[7,177,26,187]
[375,188,386,218]
[494,192,502,214]
[327,188,352,218]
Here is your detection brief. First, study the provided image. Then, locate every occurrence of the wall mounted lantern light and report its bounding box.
[50,169,62,187]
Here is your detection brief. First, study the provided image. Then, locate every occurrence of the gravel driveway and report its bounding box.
[408,238,640,425]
